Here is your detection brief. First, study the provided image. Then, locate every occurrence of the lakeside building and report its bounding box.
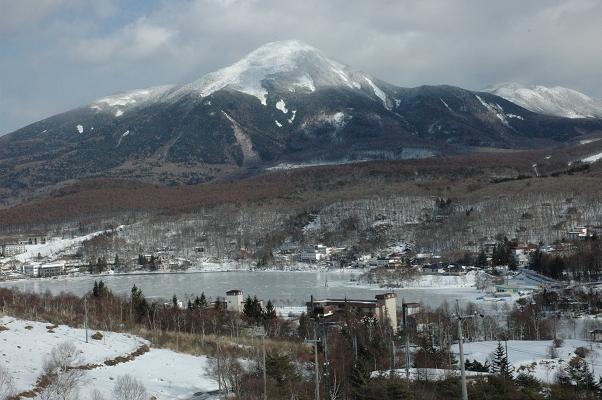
[224,289,264,313]
[22,262,65,278]
[226,289,245,312]
[298,244,330,262]
[307,293,398,332]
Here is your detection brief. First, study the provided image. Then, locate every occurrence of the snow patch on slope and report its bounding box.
[288,110,297,124]
[293,74,315,92]
[475,95,509,126]
[92,85,174,111]
[364,77,390,109]
[222,111,259,162]
[276,99,288,114]
[76,124,84,133]
[582,151,602,163]
[440,98,452,112]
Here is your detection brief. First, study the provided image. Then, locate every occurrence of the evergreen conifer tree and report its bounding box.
[490,341,514,380]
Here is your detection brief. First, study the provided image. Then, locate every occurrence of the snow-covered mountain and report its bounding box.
[485,83,602,119]
[91,40,393,113]
[2,40,602,200]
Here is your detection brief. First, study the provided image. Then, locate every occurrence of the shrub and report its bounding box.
[91,332,103,340]
[574,347,590,358]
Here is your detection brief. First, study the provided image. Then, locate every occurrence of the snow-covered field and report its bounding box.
[85,349,218,400]
[372,368,487,381]
[0,316,144,393]
[12,227,123,263]
[0,316,218,399]
[457,339,602,383]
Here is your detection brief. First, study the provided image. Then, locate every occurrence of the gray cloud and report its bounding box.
[1,0,602,134]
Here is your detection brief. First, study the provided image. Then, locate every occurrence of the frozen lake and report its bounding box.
[0,270,491,309]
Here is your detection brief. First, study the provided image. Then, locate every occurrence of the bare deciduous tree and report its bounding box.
[43,342,83,374]
[39,342,85,400]
[89,389,106,400]
[0,366,15,400]
[38,370,84,400]
[112,375,147,400]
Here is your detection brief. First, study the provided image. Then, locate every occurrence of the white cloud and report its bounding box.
[73,18,177,64]
[0,0,115,34]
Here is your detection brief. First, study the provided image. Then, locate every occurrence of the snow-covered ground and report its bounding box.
[0,316,218,399]
[372,368,487,381]
[85,349,218,400]
[12,227,123,263]
[275,306,306,318]
[0,316,144,394]
[457,339,602,383]
[356,271,479,289]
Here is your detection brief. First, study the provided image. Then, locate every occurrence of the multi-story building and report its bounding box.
[1,244,26,257]
[307,293,398,332]
[22,262,65,277]
[225,289,244,312]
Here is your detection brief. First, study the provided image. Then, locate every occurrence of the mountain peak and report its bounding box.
[484,82,602,119]
[89,40,392,111]
[171,39,385,106]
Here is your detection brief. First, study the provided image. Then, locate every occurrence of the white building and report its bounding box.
[299,244,329,262]
[22,262,65,277]
[1,244,26,257]
[226,289,244,312]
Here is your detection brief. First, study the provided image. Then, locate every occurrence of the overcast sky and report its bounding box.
[1,0,601,134]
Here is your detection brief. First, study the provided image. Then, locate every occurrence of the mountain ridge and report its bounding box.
[484,82,602,119]
[2,40,602,204]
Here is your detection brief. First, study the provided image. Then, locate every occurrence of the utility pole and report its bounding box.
[390,339,396,377]
[262,334,267,400]
[403,303,410,380]
[322,325,330,398]
[305,327,321,400]
[457,310,467,400]
[84,297,88,343]
[454,300,484,400]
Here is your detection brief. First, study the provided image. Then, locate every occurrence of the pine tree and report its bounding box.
[263,300,277,320]
[199,292,207,308]
[349,354,371,398]
[172,294,178,309]
[93,281,99,297]
[490,341,514,380]
[476,249,487,268]
[561,356,596,391]
[243,295,254,319]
